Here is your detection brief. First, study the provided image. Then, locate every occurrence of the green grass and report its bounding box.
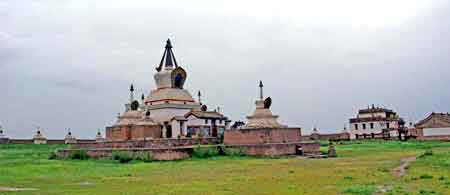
[0,141,449,195]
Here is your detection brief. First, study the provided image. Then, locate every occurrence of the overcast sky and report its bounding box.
[1,0,450,138]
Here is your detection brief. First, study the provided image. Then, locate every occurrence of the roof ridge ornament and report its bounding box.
[156,39,178,72]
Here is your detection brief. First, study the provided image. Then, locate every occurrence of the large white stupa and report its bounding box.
[108,39,230,140]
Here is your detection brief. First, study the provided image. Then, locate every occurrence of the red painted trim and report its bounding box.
[145,98,195,104]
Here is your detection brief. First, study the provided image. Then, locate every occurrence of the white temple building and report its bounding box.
[349,105,403,139]
[106,39,230,141]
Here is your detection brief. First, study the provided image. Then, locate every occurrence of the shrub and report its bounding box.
[48,151,58,160]
[419,174,433,179]
[377,167,390,173]
[192,146,219,158]
[419,189,436,194]
[69,149,89,160]
[223,147,246,157]
[343,185,375,195]
[112,151,133,163]
[419,149,433,158]
[134,152,153,163]
[344,176,353,180]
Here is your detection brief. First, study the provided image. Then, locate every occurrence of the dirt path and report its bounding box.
[392,156,416,178]
[0,186,38,192]
[373,156,417,195]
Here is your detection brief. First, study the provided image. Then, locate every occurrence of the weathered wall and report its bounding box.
[0,138,9,144]
[70,137,220,149]
[1,139,95,145]
[306,133,350,141]
[223,128,302,145]
[57,148,192,161]
[417,135,450,141]
[8,139,34,144]
[106,126,131,141]
[106,125,162,141]
[226,142,320,156]
[131,126,162,140]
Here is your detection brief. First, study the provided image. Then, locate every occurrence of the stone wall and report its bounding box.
[223,128,302,145]
[1,139,96,145]
[106,125,162,141]
[57,148,192,161]
[70,137,220,149]
[8,139,34,144]
[226,142,320,156]
[306,132,351,141]
[417,135,450,141]
[0,138,9,144]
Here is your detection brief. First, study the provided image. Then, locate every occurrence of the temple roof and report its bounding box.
[156,39,178,71]
[415,112,450,128]
[185,111,227,120]
[358,105,394,114]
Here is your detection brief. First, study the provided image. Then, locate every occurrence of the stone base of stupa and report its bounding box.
[64,138,77,144]
[33,137,47,144]
[223,127,320,156]
[0,137,9,144]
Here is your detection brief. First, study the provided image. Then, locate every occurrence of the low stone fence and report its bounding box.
[57,147,193,161]
[8,139,34,144]
[0,138,9,144]
[226,142,320,156]
[70,137,220,149]
[0,139,97,145]
[417,135,450,141]
[305,133,351,141]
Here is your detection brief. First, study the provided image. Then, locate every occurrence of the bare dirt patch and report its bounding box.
[373,156,417,195]
[0,186,38,192]
[392,156,416,178]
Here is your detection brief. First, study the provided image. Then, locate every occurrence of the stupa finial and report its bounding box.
[156,39,178,71]
[198,90,202,104]
[258,80,264,100]
[129,83,134,102]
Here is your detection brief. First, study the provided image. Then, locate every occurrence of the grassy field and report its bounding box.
[0,141,449,195]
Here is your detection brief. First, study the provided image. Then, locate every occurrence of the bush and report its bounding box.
[192,146,219,158]
[112,151,133,163]
[419,149,433,158]
[420,174,433,179]
[419,189,436,194]
[48,151,58,160]
[134,152,152,163]
[344,176,353,180]
[223,147,246,157]
[343,185,375,195]
[69,149,89,160]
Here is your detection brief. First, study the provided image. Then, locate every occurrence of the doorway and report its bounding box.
[164,122,172,138]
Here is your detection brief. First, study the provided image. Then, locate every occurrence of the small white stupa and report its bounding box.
[33,127,47,144]
[243,81,286,129]
[64,128,77,144]
[0,125,5,138]
[95,129,105,143]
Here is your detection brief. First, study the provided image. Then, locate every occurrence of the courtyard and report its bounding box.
[0,141,449,195]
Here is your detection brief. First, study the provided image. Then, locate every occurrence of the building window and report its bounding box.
[354,124,358,130]
[386,123,390,129]
[203,127,210,137]
[187,127,193,137]
[370,123,374,129]
[205,119,208,124]
[362,123,366,129]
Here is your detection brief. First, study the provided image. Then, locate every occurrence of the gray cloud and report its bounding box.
[1,0,450,138]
